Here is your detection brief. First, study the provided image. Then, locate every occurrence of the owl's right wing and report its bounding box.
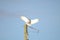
[20,16,30,23]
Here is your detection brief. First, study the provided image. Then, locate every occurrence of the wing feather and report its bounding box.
[31,19,39,24]
[20,16,29,23]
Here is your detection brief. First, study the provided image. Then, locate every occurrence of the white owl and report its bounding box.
[20,16,39,26]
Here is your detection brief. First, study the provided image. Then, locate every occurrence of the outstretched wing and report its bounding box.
[31,19,39,24]
[20,16,30,23]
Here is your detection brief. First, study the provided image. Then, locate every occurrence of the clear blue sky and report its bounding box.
[0,0,60,40]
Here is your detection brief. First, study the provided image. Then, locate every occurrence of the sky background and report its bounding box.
[0,0,60,40]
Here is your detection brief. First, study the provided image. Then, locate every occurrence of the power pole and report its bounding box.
[24,24,29,40]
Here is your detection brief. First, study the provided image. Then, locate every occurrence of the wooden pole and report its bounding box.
[24,24,28,40]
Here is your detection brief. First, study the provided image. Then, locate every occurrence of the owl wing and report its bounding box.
[20,16,30,23]
[31,19,39,24]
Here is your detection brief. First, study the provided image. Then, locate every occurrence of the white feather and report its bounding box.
[31,19,39,24]
[20,16,30,23]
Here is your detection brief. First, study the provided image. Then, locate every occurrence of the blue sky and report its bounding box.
[0,0,60,40]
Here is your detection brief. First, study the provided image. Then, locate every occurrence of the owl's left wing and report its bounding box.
[31,19,39,25]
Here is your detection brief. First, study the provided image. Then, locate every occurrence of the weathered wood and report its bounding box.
[24,24,28,40]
